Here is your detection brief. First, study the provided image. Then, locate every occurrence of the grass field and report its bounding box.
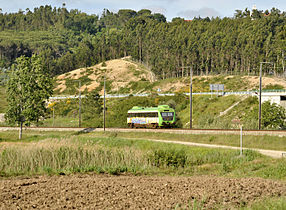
[42,116,80,127]
[90,131,286,151]
[0,130,285,180]
[1,130,286,208]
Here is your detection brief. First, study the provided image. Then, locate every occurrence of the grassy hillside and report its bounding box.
[41,94,259,130]
[2,58,286,129]
[55,58,286,95]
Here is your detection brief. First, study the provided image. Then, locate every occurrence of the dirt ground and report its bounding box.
[55,57,155,93]
[1,174,285,209]
[244,76,286,89]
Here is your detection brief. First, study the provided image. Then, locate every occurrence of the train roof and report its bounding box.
[127,105,174,113]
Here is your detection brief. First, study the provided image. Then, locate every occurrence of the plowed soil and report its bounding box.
[1,174,286,209]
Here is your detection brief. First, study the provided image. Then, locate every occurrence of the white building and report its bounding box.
[253,91,286,108]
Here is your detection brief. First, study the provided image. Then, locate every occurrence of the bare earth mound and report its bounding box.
[244,76,286,89]
[54,57,286,94]
[1,174,285,209]
[55,57,155,94]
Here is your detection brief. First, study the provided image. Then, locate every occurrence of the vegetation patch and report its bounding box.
[0,131,285,180]
[0,87,7,113]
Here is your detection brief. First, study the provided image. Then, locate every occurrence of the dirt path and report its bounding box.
[1,127,285,158]
[0,174,285,209]
[219,96,248,117]
[124,137,286,158]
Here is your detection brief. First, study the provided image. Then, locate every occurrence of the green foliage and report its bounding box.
[148,149,187,168]
[1,132,284,180]
[101,61,107,67]
[243,100,286,129]
[0,86,7,113]
[106,96,155,127]
[5,55,53,127]
[24,92,286,130]
[82,90,103,127]
[64,78,78,95]
[265,84,284,90]
[0,68,9,86]
[0,6,285,78]
[52,99,78,117]
[0,145,139,176]
[262,101,286,129]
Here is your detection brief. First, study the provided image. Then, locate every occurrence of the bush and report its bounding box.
[148,149,187,168]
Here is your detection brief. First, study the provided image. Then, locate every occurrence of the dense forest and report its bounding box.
[0,5,285,78]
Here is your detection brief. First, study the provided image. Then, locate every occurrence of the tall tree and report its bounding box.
[5,55,53,139]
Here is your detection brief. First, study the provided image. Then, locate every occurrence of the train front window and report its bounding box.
[161,112,174,120]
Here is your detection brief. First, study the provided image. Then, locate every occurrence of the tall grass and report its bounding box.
[0,133,286,179]
[0,143,147,176]
[0,135,270,178]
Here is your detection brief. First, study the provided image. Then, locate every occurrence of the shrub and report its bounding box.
[148,149,187,168]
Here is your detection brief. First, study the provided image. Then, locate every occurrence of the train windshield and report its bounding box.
[161,112,174,121]
[161,112,174,117]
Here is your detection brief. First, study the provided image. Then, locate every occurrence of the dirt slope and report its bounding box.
[156,76,286,93]
[55,57,155,94]
[55,57,286,94]
[0,174,285,209]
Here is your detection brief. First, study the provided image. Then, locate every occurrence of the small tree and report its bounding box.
[243,100,286,130]
[262,101,286,129]
[5,55,53,139]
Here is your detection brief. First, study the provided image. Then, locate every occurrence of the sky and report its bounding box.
[0,0,285,21]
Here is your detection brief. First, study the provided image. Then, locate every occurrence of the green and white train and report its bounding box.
[127,105,176,128]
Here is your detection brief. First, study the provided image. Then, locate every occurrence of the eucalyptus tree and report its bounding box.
[5,55,53,139]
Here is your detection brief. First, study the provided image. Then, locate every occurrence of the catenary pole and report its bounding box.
[259,63,262,130]
[79,80,81,128]
[259,62,273,130]
[190,66,193,129]
[73,80,82,128]
[103,74,106,132]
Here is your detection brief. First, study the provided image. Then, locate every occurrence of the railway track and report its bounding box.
[1,126,286,136]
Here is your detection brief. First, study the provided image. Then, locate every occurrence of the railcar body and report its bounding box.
[127,105,175,128]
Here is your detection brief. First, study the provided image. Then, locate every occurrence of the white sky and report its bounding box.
[0,0,285,20]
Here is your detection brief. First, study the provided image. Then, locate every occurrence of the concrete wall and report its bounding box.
[254,92,286,109]
[261,95,281,105]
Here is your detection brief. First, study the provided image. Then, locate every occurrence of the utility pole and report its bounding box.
[103,74,106,132]
[53,107,55,127]
[73,80,82,127]
[190,66,193,129]
[282,51,285,73]
[259,62,262,130]
[179,66,193,129]
[259,62,272,130]
[78,80,81,128]
[240,125,243,156]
